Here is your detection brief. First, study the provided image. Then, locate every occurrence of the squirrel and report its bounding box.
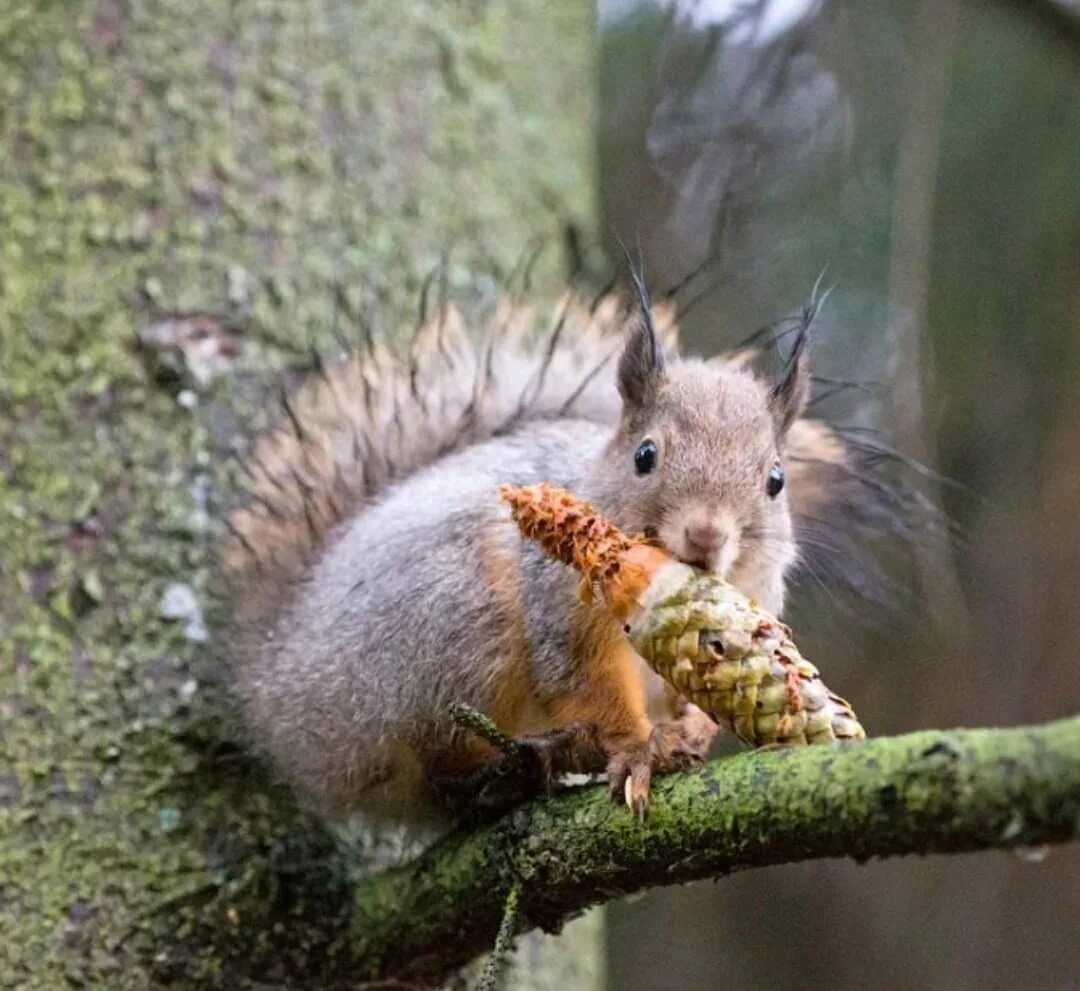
[221,272,897,822]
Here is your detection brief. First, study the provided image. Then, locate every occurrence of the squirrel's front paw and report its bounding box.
[607,712,715,820]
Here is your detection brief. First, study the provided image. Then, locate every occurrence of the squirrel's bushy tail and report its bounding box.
[222,292,677,619]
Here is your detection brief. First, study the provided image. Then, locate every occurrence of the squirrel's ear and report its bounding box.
[617,315,665,409]
[618,271,665,409]
[769,329,810,435]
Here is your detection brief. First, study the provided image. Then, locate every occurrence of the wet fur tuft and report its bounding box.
[744,289,944,609]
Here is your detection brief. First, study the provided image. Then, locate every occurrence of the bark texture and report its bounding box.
[0,2,595,988]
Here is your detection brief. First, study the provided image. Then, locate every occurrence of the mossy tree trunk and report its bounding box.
[0,2,598,988]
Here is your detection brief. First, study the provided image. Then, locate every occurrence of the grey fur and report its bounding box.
[238,421,606,820]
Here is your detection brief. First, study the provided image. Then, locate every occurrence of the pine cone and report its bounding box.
[501,483,865,746]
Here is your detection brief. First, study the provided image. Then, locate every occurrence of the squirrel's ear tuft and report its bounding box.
[769,328,811,436]
[618,269,665,409]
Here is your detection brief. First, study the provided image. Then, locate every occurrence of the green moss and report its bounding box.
[0,2,594,987]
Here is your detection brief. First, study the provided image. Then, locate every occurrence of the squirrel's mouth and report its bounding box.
[674,543,739,579]
[648,524,713,571]
[680,554,712,571]
[678,549,729,574]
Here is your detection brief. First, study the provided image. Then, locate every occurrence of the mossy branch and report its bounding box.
[349,716,1080,985]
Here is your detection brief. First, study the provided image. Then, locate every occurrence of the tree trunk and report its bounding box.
[0,2,598,988]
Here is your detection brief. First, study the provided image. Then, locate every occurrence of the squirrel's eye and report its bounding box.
[766,462,785,498]
[634,439,658,475]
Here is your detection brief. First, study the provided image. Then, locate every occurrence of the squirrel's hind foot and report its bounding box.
[432,723,608,822]
[516,723,608,782]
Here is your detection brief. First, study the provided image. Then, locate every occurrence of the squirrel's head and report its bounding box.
[590,291,810,610]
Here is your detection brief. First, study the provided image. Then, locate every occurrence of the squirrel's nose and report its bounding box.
[684,521,726,556]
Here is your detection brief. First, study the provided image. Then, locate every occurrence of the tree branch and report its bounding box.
[349,716,1080,985]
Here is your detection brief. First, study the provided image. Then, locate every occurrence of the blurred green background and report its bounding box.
[598,1,1079,988]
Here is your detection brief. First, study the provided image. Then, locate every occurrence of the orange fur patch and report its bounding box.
[479,529,535,738]
[548,601,653,747]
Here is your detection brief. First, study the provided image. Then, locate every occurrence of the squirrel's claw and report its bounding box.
[606,743,652,820]
[607,711,716,820]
